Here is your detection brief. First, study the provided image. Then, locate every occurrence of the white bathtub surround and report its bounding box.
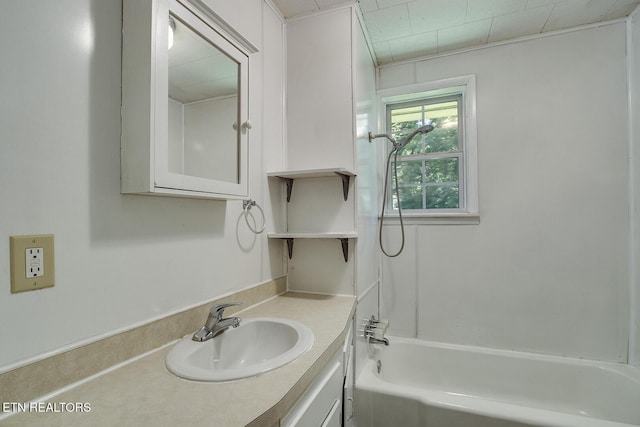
[356,337,640,427]
[379,21,630,363]
[628,2,640,368]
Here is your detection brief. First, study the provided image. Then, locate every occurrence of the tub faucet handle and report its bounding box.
[363,316,390,346]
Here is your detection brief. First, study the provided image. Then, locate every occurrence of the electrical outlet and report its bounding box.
[26,247,45,277]
[10,235,55,293]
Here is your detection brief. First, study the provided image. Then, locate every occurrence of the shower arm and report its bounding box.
[369,124,434,151]
[368,132,397,147]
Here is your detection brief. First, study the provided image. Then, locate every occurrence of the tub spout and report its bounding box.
[363,316,390,346]
[369,336,389,346]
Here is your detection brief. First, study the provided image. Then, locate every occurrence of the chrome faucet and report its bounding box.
[192,302,242,342]
[363,316,390,346]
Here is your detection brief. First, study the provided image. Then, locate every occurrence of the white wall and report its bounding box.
[183,97,238,182]
[379,23,630,362]
[630,11,640,367]
[0,0,285,369]
[353,8,380,381]
[167,96,239,182]
[354,11,379,301]
[168,99,184,173]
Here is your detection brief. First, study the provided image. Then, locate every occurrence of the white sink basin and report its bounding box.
[165,317,314,381]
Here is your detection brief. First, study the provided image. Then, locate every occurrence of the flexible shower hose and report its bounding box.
[379,147,405,257]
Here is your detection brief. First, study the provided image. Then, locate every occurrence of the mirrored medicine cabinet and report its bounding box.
[121,0,256,199]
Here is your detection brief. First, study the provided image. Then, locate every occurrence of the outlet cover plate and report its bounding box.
[10,234,55,293]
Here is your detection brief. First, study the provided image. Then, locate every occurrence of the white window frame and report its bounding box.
[377,75,479,225]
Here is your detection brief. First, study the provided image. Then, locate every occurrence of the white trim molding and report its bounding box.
[377,74,479,221]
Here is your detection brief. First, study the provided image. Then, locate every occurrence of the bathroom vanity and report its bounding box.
[1,293,356,427]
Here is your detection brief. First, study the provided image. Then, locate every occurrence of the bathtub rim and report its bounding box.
[356,336,640,427]
[372,336,640,375]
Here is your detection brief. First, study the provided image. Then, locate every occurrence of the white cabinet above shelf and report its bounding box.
[268,232,357,262]
[267,168,356,202]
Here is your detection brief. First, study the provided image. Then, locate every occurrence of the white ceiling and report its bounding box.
[271,0,640,64]
[169,16,238,103]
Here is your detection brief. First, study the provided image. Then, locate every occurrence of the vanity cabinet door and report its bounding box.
[321,400,342,427]
[282,351,343,427]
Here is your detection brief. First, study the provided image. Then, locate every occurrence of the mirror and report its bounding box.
[167,14,240,184]
[121,0,254,199]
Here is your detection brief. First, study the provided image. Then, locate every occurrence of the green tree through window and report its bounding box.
[387,95,463,211]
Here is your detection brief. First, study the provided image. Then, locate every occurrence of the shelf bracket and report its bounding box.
[284,178,294,202]
[335,173,351,201]
[286,238,294,259]
[339,238,349,262]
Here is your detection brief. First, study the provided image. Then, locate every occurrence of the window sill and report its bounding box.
[379,212,480,225]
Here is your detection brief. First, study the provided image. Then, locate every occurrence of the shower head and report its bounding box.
[368,123,435,151]
[395,124,434,150]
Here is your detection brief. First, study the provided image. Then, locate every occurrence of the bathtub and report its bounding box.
[355,337,640,427]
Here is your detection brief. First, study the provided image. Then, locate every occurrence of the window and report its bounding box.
[380,76,478,222]
[387,95,463,210]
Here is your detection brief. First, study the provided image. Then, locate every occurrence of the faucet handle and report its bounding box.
[211,302,242,319]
